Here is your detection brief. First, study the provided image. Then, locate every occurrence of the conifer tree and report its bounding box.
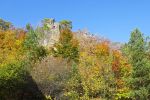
[127,29,150,99]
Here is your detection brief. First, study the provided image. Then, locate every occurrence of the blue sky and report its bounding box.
[0,0,150,42]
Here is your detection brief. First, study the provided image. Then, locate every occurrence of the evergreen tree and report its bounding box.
[127,29,150,99]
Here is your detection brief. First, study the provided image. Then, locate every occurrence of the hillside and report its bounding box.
[0,18,150,100]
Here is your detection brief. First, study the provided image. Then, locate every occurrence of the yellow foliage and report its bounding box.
[0,29,25,66]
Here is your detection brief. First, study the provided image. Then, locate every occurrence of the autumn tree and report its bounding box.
[112,50,131,99]
[94,41,116,99]
[0,29,25,65]
[72,40,116,99]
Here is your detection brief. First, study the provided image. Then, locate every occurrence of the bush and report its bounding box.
[31,56,70,99]
[62,91,79,100]
[0,61,45,100]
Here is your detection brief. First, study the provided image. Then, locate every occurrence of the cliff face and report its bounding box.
[40,18,60,47]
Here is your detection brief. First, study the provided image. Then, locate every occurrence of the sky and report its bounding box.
[0,0,150,43]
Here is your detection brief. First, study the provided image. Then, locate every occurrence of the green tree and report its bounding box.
[24,24,47,62]
[127,29,150,99]
[59,20,72,30]
[52,28,79,63]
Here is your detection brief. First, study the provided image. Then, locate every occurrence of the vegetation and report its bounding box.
[0,19,12,30]
[123,29,150,99]
[52,28,79,63]
[0,18,150,100]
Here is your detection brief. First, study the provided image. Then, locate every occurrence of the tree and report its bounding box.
[0,29,25,66]
[52,28,79,63]
[94,41,116,99]
[24,24,47,62]
[0,27,46,99]
[112,50,131,99]
[127,29,150,99]
[59,20,72,30]
[75,41,116,99]
[0,19,12,30]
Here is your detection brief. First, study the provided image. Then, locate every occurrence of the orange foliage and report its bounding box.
[94,41,110,56]
[112,50,121,78]
[112,50,131,92]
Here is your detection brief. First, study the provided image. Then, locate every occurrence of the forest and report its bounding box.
[0,18,150,100]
